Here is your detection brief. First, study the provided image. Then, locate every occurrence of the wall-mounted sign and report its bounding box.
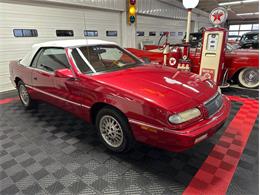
[209,7,228,26]
[201,68,215,80]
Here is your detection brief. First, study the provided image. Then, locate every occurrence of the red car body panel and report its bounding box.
[131,97,230,151]
[225,49,259,79]
[10,47,231,152]
[126,46,259,81]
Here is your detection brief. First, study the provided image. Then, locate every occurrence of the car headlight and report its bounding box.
[169,108,201,124]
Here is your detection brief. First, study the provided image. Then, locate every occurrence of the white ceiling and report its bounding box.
[195,0,259,21]
[165,0,259,21]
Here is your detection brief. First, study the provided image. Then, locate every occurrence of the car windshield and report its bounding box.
[189,33,202,41]
[71,45,142,74]
[241,33,258,41]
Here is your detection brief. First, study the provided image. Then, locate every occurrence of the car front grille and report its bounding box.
[204,93,223,117]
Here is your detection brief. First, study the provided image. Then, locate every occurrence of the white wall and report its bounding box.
[41,0,126,11]
[1,0,126,11]
[136,15,186,48]
[135,0,211,48]
[84,9,121,44]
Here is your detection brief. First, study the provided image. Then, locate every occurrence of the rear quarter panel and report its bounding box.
[9,60,33,88]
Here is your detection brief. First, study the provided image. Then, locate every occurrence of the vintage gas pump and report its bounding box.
[199,7,229,87]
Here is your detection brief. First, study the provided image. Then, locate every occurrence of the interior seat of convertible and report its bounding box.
[82,47,106,71]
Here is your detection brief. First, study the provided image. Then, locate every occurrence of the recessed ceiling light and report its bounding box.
[218,0,258,6]
[236,12,259,16]
[219,1,241,6]
[243,0,259,2]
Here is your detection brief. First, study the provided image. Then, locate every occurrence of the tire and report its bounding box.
[17,81,36,109]
[95,107,135,153]
[238,68,259,89]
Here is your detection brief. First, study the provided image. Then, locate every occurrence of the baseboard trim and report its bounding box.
[0,89,17,99]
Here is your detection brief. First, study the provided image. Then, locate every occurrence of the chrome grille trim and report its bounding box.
[203,92,219,105]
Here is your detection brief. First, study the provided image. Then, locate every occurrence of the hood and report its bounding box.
[92,65,217,110]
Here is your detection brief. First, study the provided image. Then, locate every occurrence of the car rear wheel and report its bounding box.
[238,68,259,89]
[18,81,36,109]
[95,107,134,153]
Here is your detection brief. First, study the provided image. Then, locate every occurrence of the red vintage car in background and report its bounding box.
[127,38,259,89]
[9,39,230,153]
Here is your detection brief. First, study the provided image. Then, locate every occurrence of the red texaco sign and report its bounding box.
[209,7,228,26]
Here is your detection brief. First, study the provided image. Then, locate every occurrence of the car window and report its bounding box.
[189,33,202,41]
[71,49,92,74]
[71,45,142,74]
[31,49,43,68]
[242,33,258,41]
[253,34,258,40]
[100,47,136,64]
[36,48,70,72]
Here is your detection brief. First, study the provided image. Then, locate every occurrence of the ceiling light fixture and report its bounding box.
[236,12,259,16]
[218,0,258,6]
[219,1,241,6]
[182,0,199,9]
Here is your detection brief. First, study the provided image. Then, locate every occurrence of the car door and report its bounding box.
[31,48,56,103]
[50,48,84,115]
[32,47,84,114]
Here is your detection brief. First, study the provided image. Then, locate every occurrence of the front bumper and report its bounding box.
[130,95,231,152]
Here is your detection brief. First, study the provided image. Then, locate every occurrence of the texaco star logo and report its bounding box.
[212,11,224,22]
[209,7,228,26]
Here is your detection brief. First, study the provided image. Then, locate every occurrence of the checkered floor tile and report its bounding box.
[0,89,258,194]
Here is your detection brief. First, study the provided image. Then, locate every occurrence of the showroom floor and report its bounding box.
[0,87,258,195]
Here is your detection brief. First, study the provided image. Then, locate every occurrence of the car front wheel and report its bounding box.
[96,107,134,153]
[238,68,259,89]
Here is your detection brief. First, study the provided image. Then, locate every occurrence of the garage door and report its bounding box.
[198,22,211,29]
[84,10,121,45]
[136,15,187,49]
[0,2,121,92]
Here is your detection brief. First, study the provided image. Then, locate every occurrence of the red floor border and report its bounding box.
[183,96,259,195]
[0,97,19,105]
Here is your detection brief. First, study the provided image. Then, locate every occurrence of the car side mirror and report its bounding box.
[54,68,74,79]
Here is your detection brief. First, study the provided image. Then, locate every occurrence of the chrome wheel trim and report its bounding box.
[99,115,123,148]
[19,85,29,106]
[239,68,259,88]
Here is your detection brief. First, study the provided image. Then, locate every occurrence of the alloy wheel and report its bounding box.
[19,85,30,106]
[99,115,124,148]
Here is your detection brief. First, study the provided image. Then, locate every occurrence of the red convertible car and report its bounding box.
[127,43,259,89]
[9,39,230,152]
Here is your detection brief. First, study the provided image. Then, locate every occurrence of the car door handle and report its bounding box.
[33,77,37,80]
[40,72,50,77]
